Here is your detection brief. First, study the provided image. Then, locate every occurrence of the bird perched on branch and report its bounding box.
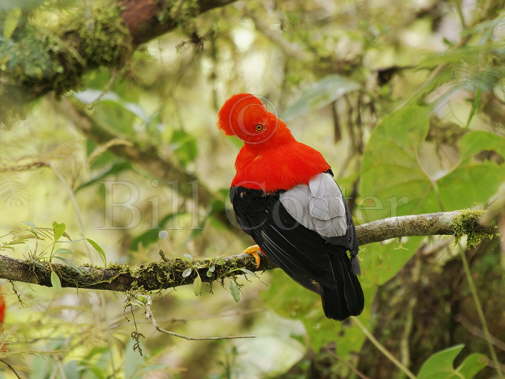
[218,93,364,320]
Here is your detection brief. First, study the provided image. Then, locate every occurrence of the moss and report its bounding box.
[158,0,200,26]
[451,210,493,247]
[0,0,131,97]
[76,2,131,69]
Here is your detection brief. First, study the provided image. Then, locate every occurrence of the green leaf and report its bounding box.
[282,75,360,121]
[50,271,62,289]
[229,280,241,302]
[417,345,486,379]
[418,345,465,379]
[360,237,422,287]
[3,8,21,39]
[123,338,145,379]
[437,131,505,209]
[87,238,107,266]
[52,222,66,241]
[54,248,73,255]
[456,353,488,378]
[130,229,161,251]
[129,212,185,251]
[359,105,438,221]
[170,129,198,167]
[458,130,505,163]
[53,256,85,274]
[263,270,318,319]
[62,360,81,379]
[438,163,505,210]
[193,274,202,296]
[29,356,52,379]
[76,161,131,193]
[465,88,481,128]
[74,90,148,137]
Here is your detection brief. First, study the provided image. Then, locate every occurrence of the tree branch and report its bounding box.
[0,210,495,291]
[0,0,239,103]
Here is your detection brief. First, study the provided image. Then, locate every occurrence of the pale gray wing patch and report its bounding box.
[280,173,348,238]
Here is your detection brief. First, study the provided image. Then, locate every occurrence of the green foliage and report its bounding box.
[86,238,107,266]
[438,131,505,210]
[52,221,65,241]
[360,105,436,221]
[282,74,360,121]
[50,270,61,288]
[361,108,505,221]
[130,212,185,251]
[170,129,198,167]
[76,161,132,193]
[228,280,241,302]
[417,345,487,379]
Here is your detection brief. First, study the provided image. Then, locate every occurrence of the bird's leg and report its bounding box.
[242,244,262,268]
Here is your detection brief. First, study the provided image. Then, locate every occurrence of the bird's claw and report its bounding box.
[243,244,262,268]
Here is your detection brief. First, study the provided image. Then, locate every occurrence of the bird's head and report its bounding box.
[218,93,290,145]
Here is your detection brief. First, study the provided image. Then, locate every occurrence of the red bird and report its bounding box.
[218,93,364,320]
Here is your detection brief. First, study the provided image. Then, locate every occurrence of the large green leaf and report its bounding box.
[360,105,438,221]
[282,75,360,121]
[417,345,487,379]
[438,130,505,209]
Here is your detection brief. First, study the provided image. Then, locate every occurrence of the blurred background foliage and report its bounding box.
[0,0,505,377]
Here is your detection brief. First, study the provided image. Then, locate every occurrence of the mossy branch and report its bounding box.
[0,210,496,291]
[0,0,238,103]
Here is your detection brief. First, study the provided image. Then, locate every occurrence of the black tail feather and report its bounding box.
[321,253,364,321]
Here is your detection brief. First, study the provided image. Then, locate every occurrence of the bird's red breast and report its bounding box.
[218,93,330,192]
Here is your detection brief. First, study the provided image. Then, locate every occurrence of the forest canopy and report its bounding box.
[0,0,505,378]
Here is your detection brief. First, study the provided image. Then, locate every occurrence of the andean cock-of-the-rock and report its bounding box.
[218,93,364,320]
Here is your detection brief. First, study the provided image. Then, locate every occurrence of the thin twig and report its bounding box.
[144,296,255,341]
[0,162,49,172]
[88,138,133,164]
[0,359,22,379]
[352,317,417,379]
[154,326,256,341]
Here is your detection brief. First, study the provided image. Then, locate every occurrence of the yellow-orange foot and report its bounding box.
[243,244,262,268]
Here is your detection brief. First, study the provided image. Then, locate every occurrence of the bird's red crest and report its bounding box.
[218,93,266,136]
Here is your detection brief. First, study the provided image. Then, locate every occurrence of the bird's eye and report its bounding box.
[255,123,264,132]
